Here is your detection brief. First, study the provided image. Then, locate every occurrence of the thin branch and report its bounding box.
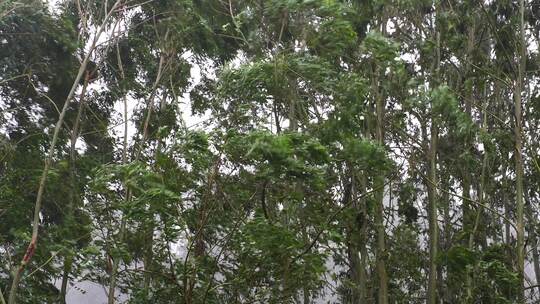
[423,174,516,229]
[7,1,122,303]
[25,251,59,278]
[291,172,397,264]
[0,73,30,85]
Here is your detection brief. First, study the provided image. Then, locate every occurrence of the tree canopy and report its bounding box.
[1,0,539,303]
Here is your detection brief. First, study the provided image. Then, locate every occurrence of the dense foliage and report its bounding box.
[1,0,539,303]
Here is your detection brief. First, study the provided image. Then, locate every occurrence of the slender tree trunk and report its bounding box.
[503,172,511,246]
[7,4,119,301]
[466,98,489,301]
[107,220,126,304]
[440,173,452,303]
[303,288,310,304]
[302,229,311,304]
[426,121,439,304]
[427,24,441,304]
[532,241,540,301]
[358,173,369,302]
[59,257,73,303]
[108,26,129,304]
[515,0,526,300]
[346,238,360,303]
[525,195,540,299]
[462,20,475,249]
[372,63,388,304]
[184,159,220,304]
[108,49,167,304]
[142,93,167,291]
[60,72,90,303]
[345,170,368,304]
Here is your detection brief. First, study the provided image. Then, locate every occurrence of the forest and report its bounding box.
[1,0,539,303]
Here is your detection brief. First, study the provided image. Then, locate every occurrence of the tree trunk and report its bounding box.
[142,93,168,291]
[60,72,89,303]
[59,256,72,303]
[7,4,120,301]
[525,194,540,299]
[373,62,389,304]
[426,121,439,304]
[427,19,441,304]
[440,173,452,303]
[466,98,489,301]
[108,49,167,304]
[462,18,475,250]
[346,170,368,304]
[515,0,526,300]
[358,173,369,302]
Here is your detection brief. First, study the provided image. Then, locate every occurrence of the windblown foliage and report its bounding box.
[1,0,539,303]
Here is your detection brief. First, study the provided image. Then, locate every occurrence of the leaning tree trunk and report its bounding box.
[7,3,120,302]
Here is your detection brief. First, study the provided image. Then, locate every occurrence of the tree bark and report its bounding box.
[346,170,368,304]
[427,25,441,304]
[515,0,526,300]
[373,62,388,304]
[426,121,439,304]
[440,173,452,303]
[358,173,369,302]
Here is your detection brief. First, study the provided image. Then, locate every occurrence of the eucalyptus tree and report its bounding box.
[2,0,540,303]
[0,1,117,302]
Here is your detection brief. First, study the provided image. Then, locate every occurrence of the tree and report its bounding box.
[1,1,539,303]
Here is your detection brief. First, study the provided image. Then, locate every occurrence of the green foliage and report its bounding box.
[228,217,326,301]
[1,0,537,303]
[340,138,391,172]
[397,181,419,224]
[442,245,477,274]
[225,131,329,183]
[387,225,424,303]
[361,31,400,63]
[307,18,357,58]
